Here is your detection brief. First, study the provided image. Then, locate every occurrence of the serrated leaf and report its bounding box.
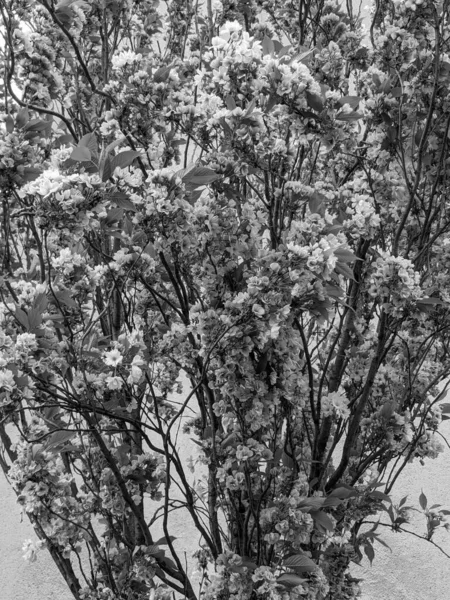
[245,98,257,115]
[309,192,325,215]
[55,134,74,148]
[417,297,446,305]
[334,248,361,263]
[22,167,42,182]
[297,497,326,510]
[441,403,450,414]
[329,486,356,499]
[335,262,355,281]
[153,536,178,546]
[78,132,98,155]
[101,155,113,182]
[311,510,335,532]
[23,119,51,133]
[324,284,344,299]
[105,136,127,156]
[5,115,14,133]
[15,307,29,329]
[55,290,78,309]
[336,111,363,122]
[14,375,29,388]
[419,490,427,510]
[364,543,375,566]
[153,65,172,83]
[373,536,391,551]
[146,545,165,558]
[33,293,48,312]
[15,108,29,129]
[220,432,238,449]
[110,150,141,172]
[369,490,392,503]
[104,207,123,226]
[182,166,220,186]
[322,496,343,508]
[45,429,76,450]
[277,573,308,588]
[283,554,317,571]
[240,557,258,571]
[225,95,236,110]
[262,35,275,55]
[337,95,361,109]
[27,307,42,330]
[306,91,324,113]
[71,146,92,162]
[110,192,136,212]
[282,450,295,470]
[390,87,404,98]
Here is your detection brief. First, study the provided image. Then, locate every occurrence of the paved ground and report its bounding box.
[2,410,450,600]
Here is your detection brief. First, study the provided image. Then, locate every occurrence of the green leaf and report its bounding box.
[110,150,141,172]
[336,111,363,122]
[153,65,172,83]
[15,108,29,129]
[297,497,326,510]
[262,35,275,55]
[55,290,78,309]
[311,510,335,532]
[110,192,136,212]
[153,536,178,546]
[283,554,317,571]
[71,146,92,162]
[417,297,446,306]
[306,91,324,113]
[225,95,236,110]
[105,136,127,156]
[78,132,98,155]
[364,543,375,566]
[5,115,14,133]
[323,284,344,299]
[277,573,308,588]
[100,155,113,182]
[322,496,343,507]
[45,429,76,450]
[55,4,74,26]
[55,134,74,147]
[334,248,361,263]
[22,167,42,182]
[182,166,220,186]
[369,490,392,503]
[27,307,42,330]
[335,262,355,281]
[309,192,325,215]
[282,450,295,470]
[146,545,165,558]
[419,490,428,510]
[221,432,238,449]
[15,307,29,329]
[23,119,51,133]
[329,486,356,499]
[240,557,258,571]
[337,96,361,109]
[104,207,123,225]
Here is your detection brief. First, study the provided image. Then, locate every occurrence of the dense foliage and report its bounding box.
[1,0,450,598]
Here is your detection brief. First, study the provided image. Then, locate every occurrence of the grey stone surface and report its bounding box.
[2,413,450,599]
[0,469,72,600]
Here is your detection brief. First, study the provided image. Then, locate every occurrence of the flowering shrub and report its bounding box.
[1,0,450,599]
